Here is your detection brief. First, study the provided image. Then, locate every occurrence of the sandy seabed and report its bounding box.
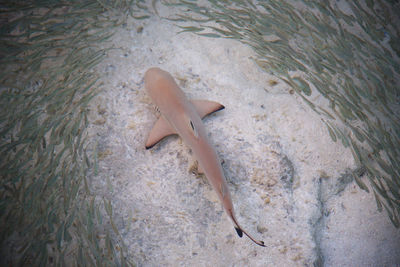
[85,4,400,266]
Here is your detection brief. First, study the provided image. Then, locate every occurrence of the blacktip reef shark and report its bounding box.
[144,67,265,247]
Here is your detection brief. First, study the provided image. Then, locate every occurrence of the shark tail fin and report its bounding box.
[229,210,266,247]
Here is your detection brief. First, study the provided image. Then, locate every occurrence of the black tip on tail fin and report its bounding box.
[229,210,265,247]
[235,227,266,247]
[235,227,243,237]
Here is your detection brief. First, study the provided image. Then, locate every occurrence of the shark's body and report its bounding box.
[144,67,265,247]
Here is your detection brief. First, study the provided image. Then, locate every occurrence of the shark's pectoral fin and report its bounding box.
[145,116,177,149]
[191,100,225,119]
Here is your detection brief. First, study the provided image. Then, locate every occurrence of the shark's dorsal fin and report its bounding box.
[191,100,225,119]
[145,116,177,149]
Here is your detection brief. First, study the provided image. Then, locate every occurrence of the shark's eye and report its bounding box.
[189,120,199,138]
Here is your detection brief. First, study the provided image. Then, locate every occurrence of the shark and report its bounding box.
[144,67,265,247]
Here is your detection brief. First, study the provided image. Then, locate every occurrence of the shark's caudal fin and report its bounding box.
[234,225,265,247]
[229,209,266,247]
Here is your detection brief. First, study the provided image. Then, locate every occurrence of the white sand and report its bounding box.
[86,5,400,266]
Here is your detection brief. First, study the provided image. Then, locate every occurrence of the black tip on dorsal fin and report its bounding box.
[235,227,243,237]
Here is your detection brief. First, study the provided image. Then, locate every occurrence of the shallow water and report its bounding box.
[1,0,399,266]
